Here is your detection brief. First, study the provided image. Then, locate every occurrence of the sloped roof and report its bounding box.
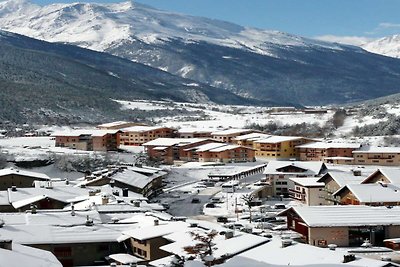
[0,168,49,180]
[297,141,360,149]
[284,206,400,227]
[334,183,400,203]
[290,177,324,187]
[317,170,368,187]
[362,168,400,184]
[143,138,210,147]
[353,146,400,154]
[263,161,326,175]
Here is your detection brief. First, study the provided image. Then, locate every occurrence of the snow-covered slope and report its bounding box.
[362,35,400,58]
[0,0,344,55]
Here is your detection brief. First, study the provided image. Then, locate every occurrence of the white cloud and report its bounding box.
[313,35,375,46]
[378,22,400,29]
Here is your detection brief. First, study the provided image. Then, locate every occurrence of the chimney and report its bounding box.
[71,204,75,216]
[101,195,109,205]
[85,215,94,226]
[154,219,159,226]
[110,179,115,188]
[225,231,234,239]
[30,204,37,214]
[11,186,17,192]
[65,178,69,185]
[0,240,12,251]
[352,169,361,176]
[122,188,129,197]
[45,181,53,189]
[89,190,96,196]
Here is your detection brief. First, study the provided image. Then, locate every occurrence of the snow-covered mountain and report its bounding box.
[362,35,400,59]
[0,0,343,55]
[2,0,400,106]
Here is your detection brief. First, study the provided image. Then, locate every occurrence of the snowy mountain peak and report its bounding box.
[0,0,349,54]
[362,34,400,58]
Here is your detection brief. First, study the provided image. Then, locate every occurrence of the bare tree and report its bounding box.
[184,230,218,265]
[241,194,254,223]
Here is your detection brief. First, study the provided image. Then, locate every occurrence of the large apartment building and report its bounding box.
[297,142,360,162]
[119,126,176,146]
[254,136,314,160]
[52,130,120,151]
[353,146,400,166]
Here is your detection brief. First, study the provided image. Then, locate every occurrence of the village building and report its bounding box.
[0,210,131,267]
[211,129,259,143]
[253,136,314,160]
[177,128,212,139]
[281,205,400,248]
[52,129,120,151]
[97,121,147,130]
[77,166,167,198]
[184,142,256,163]
[316,170,369,205]
[232,133,271,148]
[289,177,326,206]
[0,168,50,191]
[263,161,327,197]
[119,126,176,146]
[353,146,400,166]
[333,183,400,206]
[143,138,216,164]
[297,141,360,162]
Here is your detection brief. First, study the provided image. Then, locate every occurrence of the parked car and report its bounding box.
[217,216,228,223]
[191,198,200,203]
[273,203,286,209]
[205,203,216,208]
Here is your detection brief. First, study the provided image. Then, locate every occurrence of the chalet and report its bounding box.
[253,136,314,160]
[211,129,258,143]
[77,166,167,198]
[316,170,369,205]
[289,178,325,206]
[0,168,50,191]
[121,220,187,261]
[263,161,327,197]
[353,146,400,166]
[297,141,360,162]
[184,142,256,163]
[281,206,400,247]
[97,121,146,130]
[361,168,400,184]
[0,210,130,267]
[143,138,215,164]
[119,126,176,146]
[333,183,400,206]
[52,129,120,151]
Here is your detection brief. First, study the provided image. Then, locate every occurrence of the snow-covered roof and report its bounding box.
[161,230,268,260]
[0,168,49,180]
[353,146,400,154]
[97,121,130,128]
[221,236,388,267]
[108,253,143,264]
[317,171,368,187]
[143,138,210,147]
[7,186,90,207]
[290,177,325,187]
[209,144,243,152]
[178,128,212,134]
[120,125,170,132]
[263,161,326,175]
[297,141,360,149]
[0,243,62,267]
[51,129,119,137]
[0,223,131,245]
[0,210,102,226]
[122,221,188,241]
[233,133,271,141]
[255,135,304,144]
[186,142,226,152]
[334,183,400,203]
[211,128,254,136]
[285,206,400,227]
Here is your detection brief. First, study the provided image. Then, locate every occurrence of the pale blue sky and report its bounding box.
[31,0,400,43]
